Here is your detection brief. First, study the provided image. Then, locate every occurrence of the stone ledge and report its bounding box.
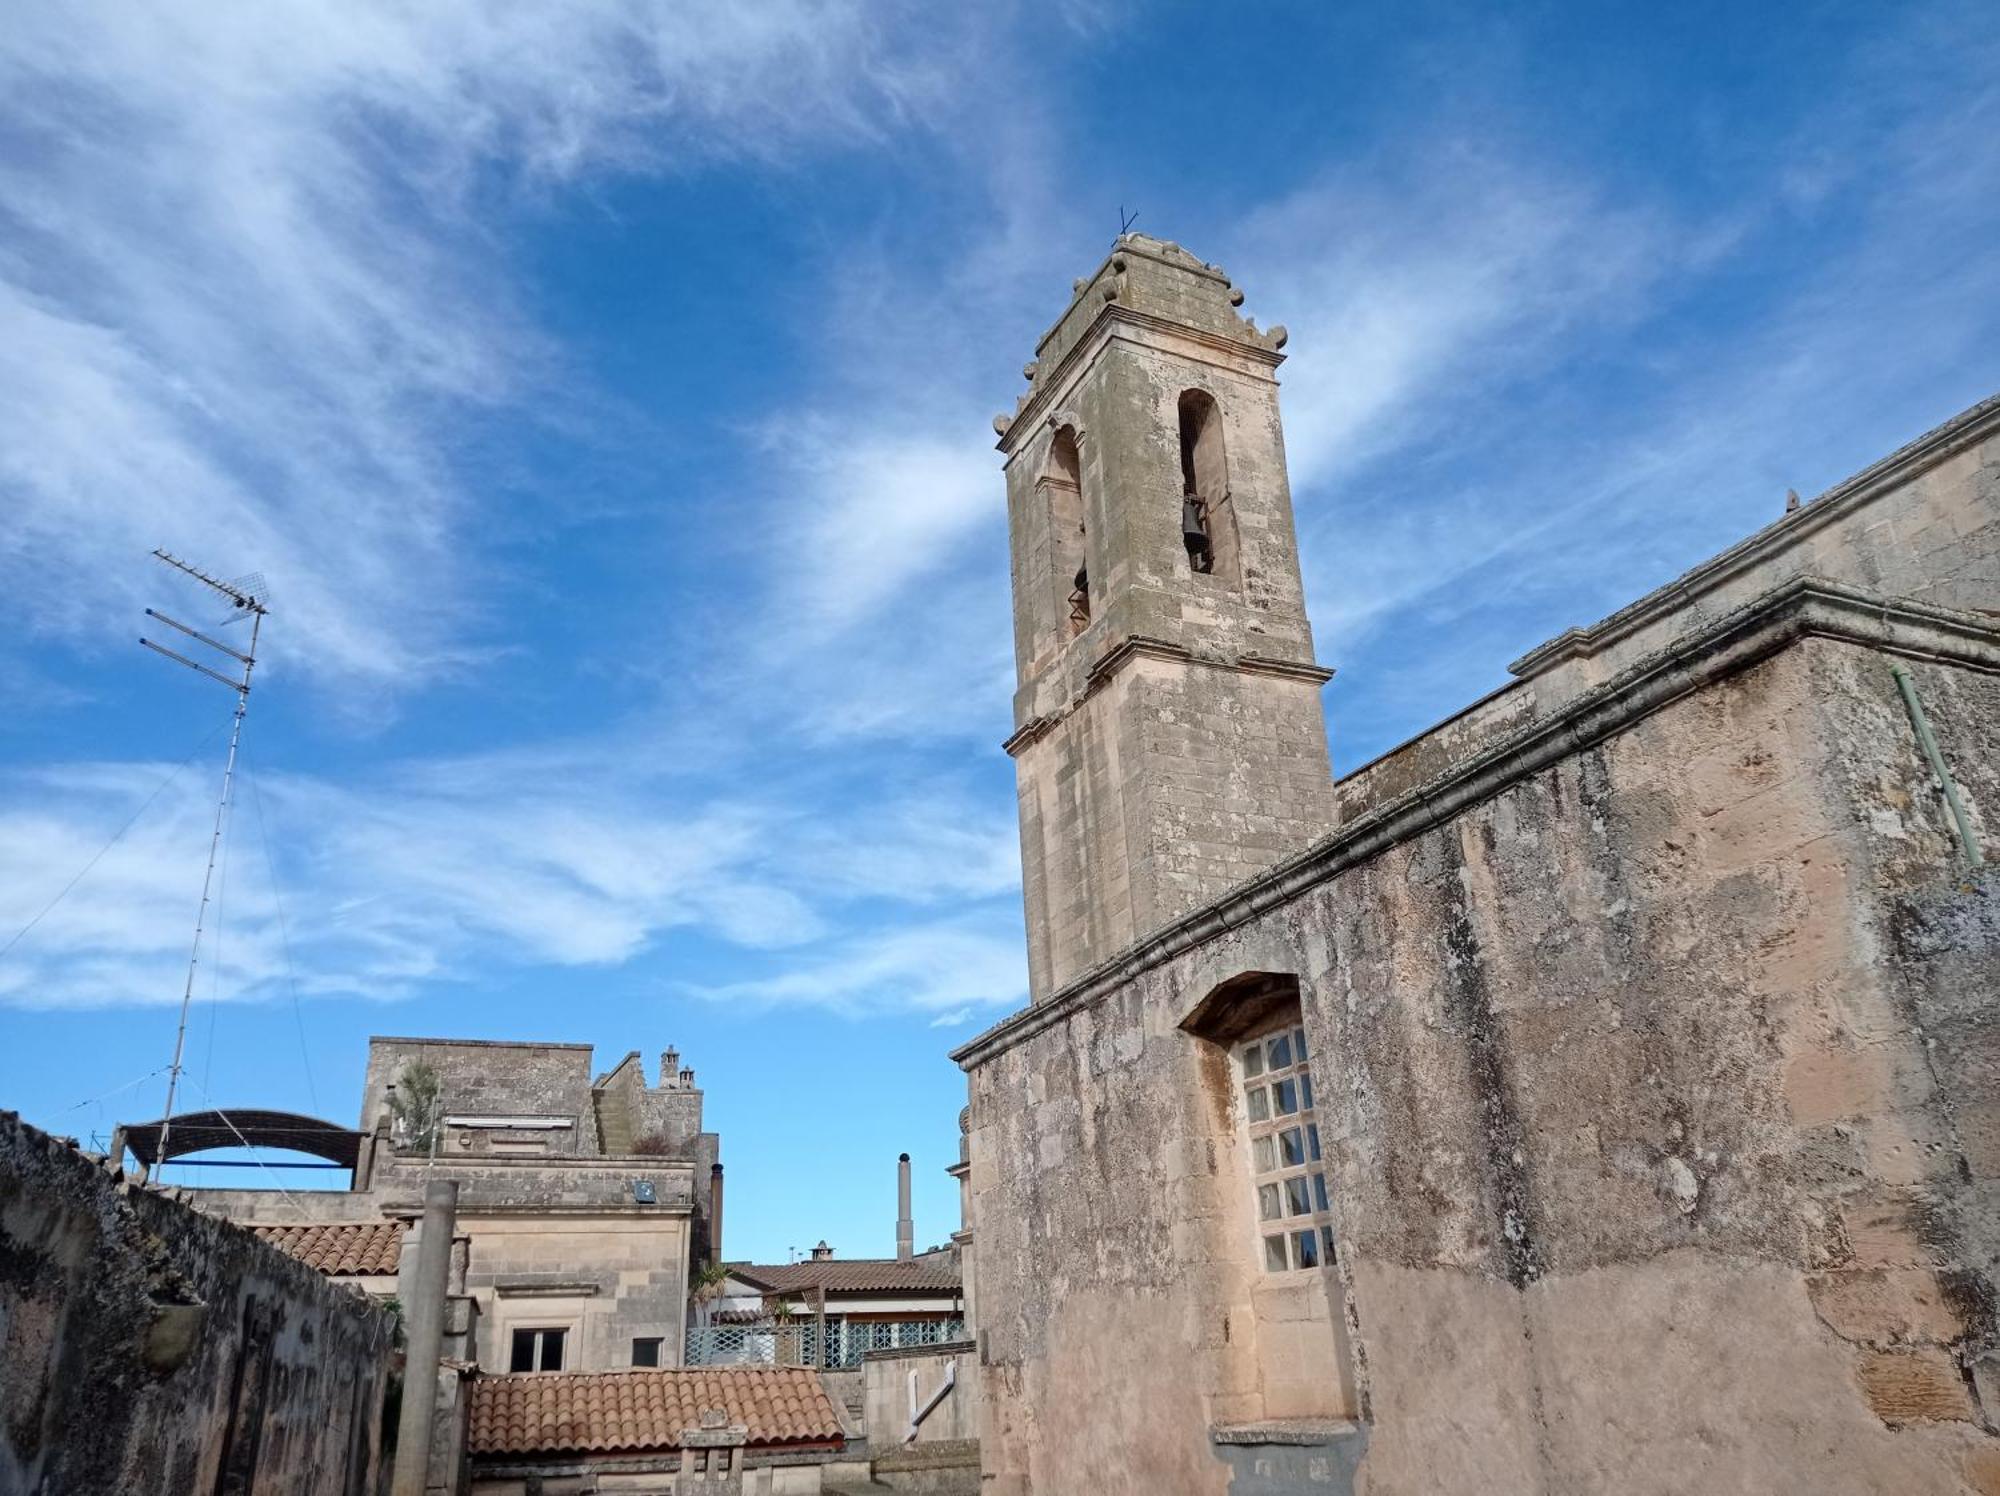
[1211,1418,1361,1447]
[1003,635,1332,758]
[873,1438,980,1472]
[1507,390,2000,680]
[955,575,2000,1070]
[858,1339,974,1364]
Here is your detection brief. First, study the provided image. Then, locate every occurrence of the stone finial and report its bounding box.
[1268,324,1288,350]
[1786,488,1802,513]
[993,413,1014,437]
[1072,277,1087,294]
[1228,287,1245,307]
[1022,362,1037,382]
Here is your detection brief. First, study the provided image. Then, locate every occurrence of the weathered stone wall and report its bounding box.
[962,625,1999,1494]
[364,1035,600,1152]
[1013,655,1335,1003]
[861,1341,978,1447]
[0,1110,395,1495]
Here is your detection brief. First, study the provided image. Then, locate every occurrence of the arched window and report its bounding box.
[1045,426,1089,635]
[1177,391,1240,584]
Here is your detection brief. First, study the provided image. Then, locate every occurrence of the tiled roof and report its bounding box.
[251,1221,405,1277]
[730,1256,961,1296]
[468,1368,843,1456]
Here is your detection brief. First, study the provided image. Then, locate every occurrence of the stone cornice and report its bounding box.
[1508,391,2000,679]
[1002,636,1332,759]
[999,305,1284,456]
[955,577,2000,1069]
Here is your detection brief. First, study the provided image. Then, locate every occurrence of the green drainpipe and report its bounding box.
[1889,663,1985,869]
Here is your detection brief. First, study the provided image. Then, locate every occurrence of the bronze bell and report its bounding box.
[1182,498,1213,571]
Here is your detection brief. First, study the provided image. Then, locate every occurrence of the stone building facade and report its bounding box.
[155,1035,721,1378]
[958,235,2000,1493]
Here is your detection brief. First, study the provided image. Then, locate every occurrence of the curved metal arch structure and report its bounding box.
[117,1108,363,1170]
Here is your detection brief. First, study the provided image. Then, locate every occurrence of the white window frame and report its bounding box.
[1236,1022,1335,1274]
[508,1324,571,1373]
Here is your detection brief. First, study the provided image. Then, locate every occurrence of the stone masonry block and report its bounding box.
[1807,1267,1966,1345]
[1854,1347,1975,1424]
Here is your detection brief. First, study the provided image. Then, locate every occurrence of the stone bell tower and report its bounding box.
[996,234,1335,1002]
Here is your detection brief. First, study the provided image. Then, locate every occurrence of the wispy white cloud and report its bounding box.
[688,917,1025,1019]
[0,1,972,705]
[1222,33,2000,711]
[0,744,1025,1013]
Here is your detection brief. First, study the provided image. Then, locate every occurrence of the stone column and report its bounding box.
[392,1178,459,1496]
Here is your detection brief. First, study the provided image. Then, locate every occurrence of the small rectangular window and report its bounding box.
[1293,1026,1309,1059]
[1279,1127,1304,1168]
[1246,1086,1270,1122]
[1313,1173,1329,1213]
[1242,1045,1264,1079]
[1267,1034,1293,1071]
[632,1337,663,1368]
[1308,1124,1321,1162]
[510,1327,567,1373]
[1253,1136,1275,1172]
[1273,1079,1298,1116]
[1264,1235,1290,1272]
[1294,1229,1320,1269]
[1258,1183,1281,1221]
[1285,1176,1311,1216]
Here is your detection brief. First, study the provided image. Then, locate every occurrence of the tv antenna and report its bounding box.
[1119,205,1139,235]
[140,549,269,1165]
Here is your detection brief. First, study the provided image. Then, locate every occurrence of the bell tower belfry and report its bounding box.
[996,234,1336,1002]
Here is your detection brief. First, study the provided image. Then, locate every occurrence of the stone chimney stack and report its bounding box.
[661,1047,679,1084]
[897,1152,914,1262]
[708,1163,725,1266]
[810,1240,833,1261]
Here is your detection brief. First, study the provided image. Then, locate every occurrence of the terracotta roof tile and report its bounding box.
[730,1256,960,1295]
[251,1221,404,1277]
[468,1368,843,1456]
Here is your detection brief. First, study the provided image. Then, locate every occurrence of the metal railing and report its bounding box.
[685,1319,965,1369]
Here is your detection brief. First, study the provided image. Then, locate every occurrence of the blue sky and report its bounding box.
[1,1,1995,1263]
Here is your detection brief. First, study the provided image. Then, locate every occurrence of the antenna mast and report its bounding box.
[140,550,269,1167]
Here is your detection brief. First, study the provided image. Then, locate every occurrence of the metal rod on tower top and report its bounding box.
[141,551,268,1168]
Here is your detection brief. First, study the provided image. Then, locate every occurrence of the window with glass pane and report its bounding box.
[510,1326,567,1372]
[1238,1025,1335,1273]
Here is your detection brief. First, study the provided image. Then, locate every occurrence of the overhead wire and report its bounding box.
[245,755,319,1114]
[175,1073,307,1216]
[0,715,231,962]
[200,747,238,1098]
